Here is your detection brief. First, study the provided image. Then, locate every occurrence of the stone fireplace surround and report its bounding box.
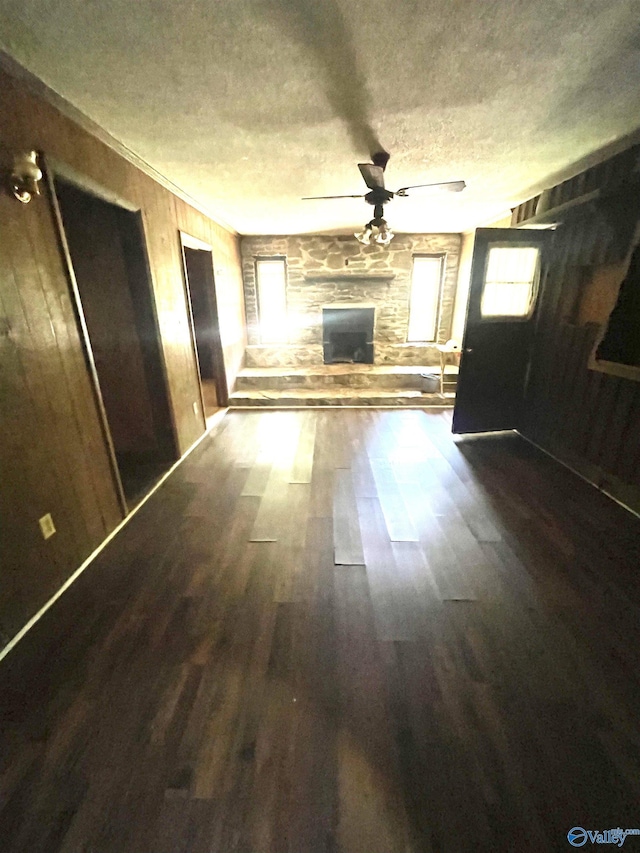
[240,233,461,369]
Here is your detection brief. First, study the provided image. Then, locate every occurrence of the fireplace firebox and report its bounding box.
[323,307,374,364]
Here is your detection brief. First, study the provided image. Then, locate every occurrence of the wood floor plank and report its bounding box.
[241,447,275,497]
[309,411,335,519]
[248,467,289,542]
[288,411,318,484]
[357,496,421,642]
[333,468,366,566]
[333,565,414,853]
[368,458,419,542]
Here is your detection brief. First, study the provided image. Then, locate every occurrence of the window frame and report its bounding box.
[479,242,542,323]
[255,256,289,345]
[406,253,446,344]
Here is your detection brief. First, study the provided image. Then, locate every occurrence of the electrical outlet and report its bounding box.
[193,401,199,415]
[39,513,56,540]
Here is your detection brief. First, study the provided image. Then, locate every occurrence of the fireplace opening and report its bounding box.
[323,307,374,364]
[330,332,368,363]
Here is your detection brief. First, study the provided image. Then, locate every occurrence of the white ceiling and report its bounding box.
[1,0,640,234]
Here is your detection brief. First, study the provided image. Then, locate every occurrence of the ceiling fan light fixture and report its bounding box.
[355,216,394,247]
[355,225,373,244]
[375,225,394,246]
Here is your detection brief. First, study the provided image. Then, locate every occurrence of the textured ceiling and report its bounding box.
[1,0,640,234]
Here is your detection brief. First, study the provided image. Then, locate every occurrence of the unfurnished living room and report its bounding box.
[1,1,640,851]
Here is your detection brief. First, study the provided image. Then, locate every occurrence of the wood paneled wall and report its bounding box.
[0,65,246,645]
[514,146,640,515]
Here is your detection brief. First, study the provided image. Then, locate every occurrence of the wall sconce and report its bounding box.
[11,151,43,203]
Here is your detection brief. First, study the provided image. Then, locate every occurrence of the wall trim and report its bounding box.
[517,431,640,521]
[0,410,228,666]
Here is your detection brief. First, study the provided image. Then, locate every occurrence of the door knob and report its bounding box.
[464,347,474,354]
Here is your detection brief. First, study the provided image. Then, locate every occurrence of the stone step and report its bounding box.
[234,364,459,391]
[228,388,455,408]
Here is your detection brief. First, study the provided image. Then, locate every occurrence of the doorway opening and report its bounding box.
[55,179,177,508]
[180,234,228,424]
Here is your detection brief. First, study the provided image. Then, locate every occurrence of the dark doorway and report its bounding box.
[55,179,177,507]
[323,307,374,364]
[180,236,228,422]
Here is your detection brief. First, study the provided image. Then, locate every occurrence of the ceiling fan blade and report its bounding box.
[395,180,466,196]
[358,163,386,190]
[302,194,365,200]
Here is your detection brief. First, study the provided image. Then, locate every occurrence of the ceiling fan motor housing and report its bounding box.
[371,150,391,170]
[364,188,394,206]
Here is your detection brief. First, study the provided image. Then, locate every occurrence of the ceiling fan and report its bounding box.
[302,151,466,245]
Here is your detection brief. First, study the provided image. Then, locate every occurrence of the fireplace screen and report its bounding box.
[323,308,374,364]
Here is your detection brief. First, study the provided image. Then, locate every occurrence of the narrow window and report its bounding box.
[408,255,444,342]
[481,246,540,318]
[256,258,288,344]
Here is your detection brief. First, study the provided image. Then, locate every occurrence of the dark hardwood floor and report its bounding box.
[2,409,640,852]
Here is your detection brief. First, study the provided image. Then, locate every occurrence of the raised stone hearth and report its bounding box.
[229,390,448,407]
[229,364,458,408]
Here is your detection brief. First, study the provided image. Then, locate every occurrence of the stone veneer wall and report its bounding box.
[241,234,461,367]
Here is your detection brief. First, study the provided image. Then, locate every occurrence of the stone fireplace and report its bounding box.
[322,306,374,364]
[240,233,461,369]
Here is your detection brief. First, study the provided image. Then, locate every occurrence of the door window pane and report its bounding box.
[408,255,444,342]
[256,258,288,343]
[481,246,540,318]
